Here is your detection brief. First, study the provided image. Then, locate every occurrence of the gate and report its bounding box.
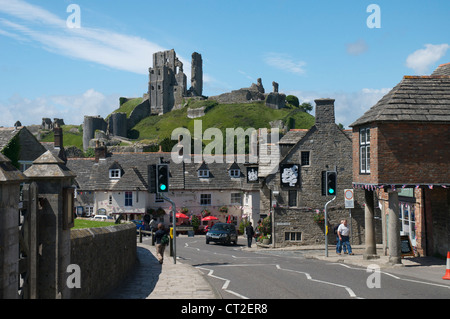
[18,182,39,299]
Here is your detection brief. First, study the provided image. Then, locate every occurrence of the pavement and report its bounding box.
[105,236,450,299]
[105,242,219,299]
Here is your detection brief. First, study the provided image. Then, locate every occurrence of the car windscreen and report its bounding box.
[211,224,233,231]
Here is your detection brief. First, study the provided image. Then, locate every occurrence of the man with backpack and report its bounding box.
[154,223,169,264]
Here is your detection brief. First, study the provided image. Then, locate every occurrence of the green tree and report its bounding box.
[299,102,313,113]
[286,95,300,108]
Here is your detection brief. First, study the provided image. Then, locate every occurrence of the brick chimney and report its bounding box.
[314,98,336,126]
[94,140,107,163]
[53,124,63,149]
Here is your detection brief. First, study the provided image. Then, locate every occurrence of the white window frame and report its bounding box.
[109,169,121,179]
[198,169,209,178]
[231,193,242,205]
[229,169,240,178]
[359,128,371,174]
[285,231,302,242]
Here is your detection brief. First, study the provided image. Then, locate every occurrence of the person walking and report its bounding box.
[154,223,168,264]
[337,219,353,255]
[245,222,255,248]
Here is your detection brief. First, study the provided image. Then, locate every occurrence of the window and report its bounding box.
[229,169,240,178]
[288,190,297,207]
[125,192,133,207]
[108,195,113,205]
[285,232,302,242]
[231,193,242,205]
[109,169,121,179]
[359,128,370,173]
[198,169,209,178]
[200,194,211,206]
[301,151,310,166]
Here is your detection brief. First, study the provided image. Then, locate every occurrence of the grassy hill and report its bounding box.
[43,99,316,151]
[131,100,315,142]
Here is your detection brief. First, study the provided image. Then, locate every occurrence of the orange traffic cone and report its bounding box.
[443,252,450,280]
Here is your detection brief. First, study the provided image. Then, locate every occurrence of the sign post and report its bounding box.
[161,194,176,264]
[344,189,354,244]
[324,196,336,257]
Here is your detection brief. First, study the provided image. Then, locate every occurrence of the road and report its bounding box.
[152,235,450,299]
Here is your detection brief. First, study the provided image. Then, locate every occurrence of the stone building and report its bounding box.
[66,147,260,228]
[148,49,203,115]
[0,126,47,171]
[260,98,367,247]
[350,63,450,261]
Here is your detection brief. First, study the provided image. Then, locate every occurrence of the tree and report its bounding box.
[286,95,300,108]
[299,102,313,113]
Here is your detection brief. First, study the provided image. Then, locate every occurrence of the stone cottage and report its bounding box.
[261,98,367,247]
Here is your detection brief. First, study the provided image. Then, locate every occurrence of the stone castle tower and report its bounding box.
[148,49,203,115]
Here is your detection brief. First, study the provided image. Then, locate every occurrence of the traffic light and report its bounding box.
[326,171,337,196]
[156,164,169,193]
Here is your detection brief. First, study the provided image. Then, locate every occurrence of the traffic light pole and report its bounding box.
[161,193,177,264]
[324,196,336,257]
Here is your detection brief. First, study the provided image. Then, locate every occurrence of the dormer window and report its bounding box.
[109,161,123,179]
[198,169,209,178]
[229,169,240,178]
[109,169,121,179]
[197,161,210,178]
[228,162,241,178]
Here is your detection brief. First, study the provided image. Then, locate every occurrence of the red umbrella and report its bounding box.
[202,215,219,221]
[176,212,189,219]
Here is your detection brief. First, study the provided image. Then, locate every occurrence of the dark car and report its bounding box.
[206,223,238,245]
[131,220,146,234]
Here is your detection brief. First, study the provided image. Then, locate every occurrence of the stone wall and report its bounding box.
[70,223,137,299]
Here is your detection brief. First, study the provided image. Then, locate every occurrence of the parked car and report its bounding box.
[131,220,146,234]
[206,223,238,245]
[91,215,113,221]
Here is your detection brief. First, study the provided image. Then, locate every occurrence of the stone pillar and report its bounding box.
[0,154,26,299]
[363,190,379,260]
[388,190,402,264]
[24,151,76,299]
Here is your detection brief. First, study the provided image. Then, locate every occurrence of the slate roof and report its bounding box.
[67,152,259,192]
[351,65,450,127]
[0,127,21,150]
[279,129,308,145]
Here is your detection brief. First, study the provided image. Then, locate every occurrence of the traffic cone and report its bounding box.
[443,252,450,280]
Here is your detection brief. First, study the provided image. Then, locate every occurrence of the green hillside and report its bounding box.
[43,99,315,151]
[131,100,315,142]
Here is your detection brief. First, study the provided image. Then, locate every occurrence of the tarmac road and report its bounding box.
[175,235,450,299]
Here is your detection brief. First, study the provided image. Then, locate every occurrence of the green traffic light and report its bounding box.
[160,184,167,191]
[329,189,335,194]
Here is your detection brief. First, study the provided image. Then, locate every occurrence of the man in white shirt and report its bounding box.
[337,219,353,255]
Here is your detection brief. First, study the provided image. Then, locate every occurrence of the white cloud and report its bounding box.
[263,52,306,75]
[285,88,391,129]
[345,39,369,56]
[0,90,119,127]
[406,44,449,75]
[0,0,167,75]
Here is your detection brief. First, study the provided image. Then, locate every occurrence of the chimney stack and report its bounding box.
[314,98,336,126]
[94,140,107,163]
[53,123,63,149]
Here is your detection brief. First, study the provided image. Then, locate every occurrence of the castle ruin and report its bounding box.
[148,49,203,115]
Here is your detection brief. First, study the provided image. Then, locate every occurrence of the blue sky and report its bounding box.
[0,0,449,128]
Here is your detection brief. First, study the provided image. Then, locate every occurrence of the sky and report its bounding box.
[0,0,449,129]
